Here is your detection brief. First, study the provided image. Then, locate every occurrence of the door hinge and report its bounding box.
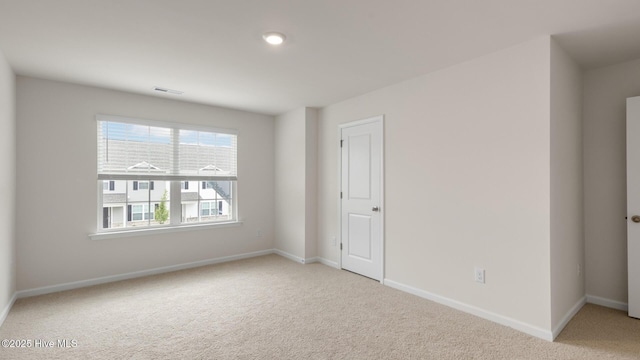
[340,139,343,147]
[340,243,343,250]
[340,191,343,199]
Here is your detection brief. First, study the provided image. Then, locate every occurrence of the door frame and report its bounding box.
[337,115,385,283]
[628,96,640,318]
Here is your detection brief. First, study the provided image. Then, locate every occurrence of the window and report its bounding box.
[97,114,237,232]
[200,201,224,216]
[181,180,233,223]
[130,204,154,221]
[200,202,211,216]
[103,180,115,191]
[102,180,170,228]
[132,181,155,191]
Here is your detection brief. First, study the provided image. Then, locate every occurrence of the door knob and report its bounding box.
[633,215,640,223]
[372,206,380,212]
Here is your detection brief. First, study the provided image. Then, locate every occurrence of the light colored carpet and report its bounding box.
[0,254,639,359]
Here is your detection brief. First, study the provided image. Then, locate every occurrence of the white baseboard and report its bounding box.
[17,249,274,299]
[273,249,307,264]
[552,296,586,340]
[304,256,320,264]
[0,292,17,328]
[316,257,339,269]
[273,251,340,269]
[304,257,340,269]
[586,294,628,311]
[384,278,554,341]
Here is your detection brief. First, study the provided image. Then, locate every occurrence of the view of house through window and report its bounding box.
[101,180,169,229]
[97,115,237,231]
[100,179,234,229]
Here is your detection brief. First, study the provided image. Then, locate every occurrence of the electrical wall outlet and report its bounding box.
[474,267,485,284]
[256,229,262,238]
[331,236,337,246]
[577,263,582,277]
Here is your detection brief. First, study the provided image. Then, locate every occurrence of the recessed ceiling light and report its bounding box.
[263,32,286,45]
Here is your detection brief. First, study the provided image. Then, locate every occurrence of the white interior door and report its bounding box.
[627,96,640,318]
[340,116,383,281]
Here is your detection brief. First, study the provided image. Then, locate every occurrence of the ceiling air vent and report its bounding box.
[153,86,183,95]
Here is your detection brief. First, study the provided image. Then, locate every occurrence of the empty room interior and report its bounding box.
[2,0,640,358]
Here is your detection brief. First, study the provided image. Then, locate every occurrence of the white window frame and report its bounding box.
[92,115,239,239]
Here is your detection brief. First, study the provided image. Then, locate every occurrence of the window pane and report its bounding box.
[212,181,232,220]
[151,183,170,225]
[128,179,149,227]
[98,121,173,176]
[195,180,232,223]
[177,129,237,178]
[181,180,199,223]
[99,180,171,229]
[179,180,233,224]
[101,180,127,229]
[200,182,216,222]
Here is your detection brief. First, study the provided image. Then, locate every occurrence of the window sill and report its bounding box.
[89,221,243,241]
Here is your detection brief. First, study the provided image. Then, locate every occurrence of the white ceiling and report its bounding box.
[1,0,640,115]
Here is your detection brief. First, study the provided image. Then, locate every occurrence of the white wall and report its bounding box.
[275,108,307,258]
[549,39,584,330]
[0,50,16,322]
[305,108,318,260]
[16,77,275,290]
[583,57,640,305]
[318,37,554,331]
[274,107,318,261]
